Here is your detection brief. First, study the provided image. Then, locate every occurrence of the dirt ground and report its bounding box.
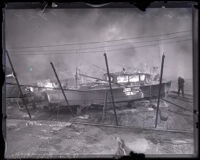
[4,80,195,158]
[5,118,194,158]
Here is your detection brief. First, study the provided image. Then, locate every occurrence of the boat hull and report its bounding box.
[46,81,171,107]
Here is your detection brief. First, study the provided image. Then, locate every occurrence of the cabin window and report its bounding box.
[145,75,150,83]
[117,76,129,83]
[140,75,145,81]
[129,75,139,82]
[106,76,113,82]
[123,87,140,96]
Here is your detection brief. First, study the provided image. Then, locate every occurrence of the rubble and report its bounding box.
[77,115,89,120]
[148,108,154,111]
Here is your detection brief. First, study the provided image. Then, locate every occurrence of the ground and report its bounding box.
[4,80,195,158]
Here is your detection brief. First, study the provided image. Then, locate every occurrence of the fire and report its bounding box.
[117,75,129,83]
[123,87,142,96]
[37,79,56,90]
[44,82,54,89]
[129,75,139,82]
[25,87,34,92]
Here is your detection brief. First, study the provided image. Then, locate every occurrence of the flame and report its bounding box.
[37,79,56,90]
[25,87,34,92]
[129,75,139,82]
[44,82,54,89]
[117,75,129,83]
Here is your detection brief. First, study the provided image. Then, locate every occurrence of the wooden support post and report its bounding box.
[102,90,108,121]
[149,85,152,104]
[155,54,165,128]
[6,51,32,119]
[104,53,118,126]
[50,62,74,116]
[75,67,78,89]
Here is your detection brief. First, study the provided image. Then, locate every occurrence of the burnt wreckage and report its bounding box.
[6,68,171,112]
[6,52,171,116]
[44,70,171,111]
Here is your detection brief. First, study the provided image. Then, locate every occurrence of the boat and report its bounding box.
[45,70,171,108]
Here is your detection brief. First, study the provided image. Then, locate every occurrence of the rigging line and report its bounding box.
[8,35,192,53]
[75,58,106,72]
[7,30,191,49]
[5,82,93,93]
[91,64,106,72]
[10,38,192,56]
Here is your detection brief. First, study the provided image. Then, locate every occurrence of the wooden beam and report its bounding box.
[50,62,74,116]
[75,67,78,88]
[6,51,31,119]
[104,53,118,126]
[155,54,165,128]
[102,90,108,121]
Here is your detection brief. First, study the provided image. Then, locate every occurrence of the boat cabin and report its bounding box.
[103,72,151,85]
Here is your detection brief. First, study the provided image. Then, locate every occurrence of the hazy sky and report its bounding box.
[5,8,193,84]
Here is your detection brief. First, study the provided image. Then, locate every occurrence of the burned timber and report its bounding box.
[45,70,171,108]
[6,53,171,116]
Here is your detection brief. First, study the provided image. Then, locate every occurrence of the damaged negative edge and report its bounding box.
[1,7,7,159]
[192,6,199,158]
[4,1,198,9]
[2,1,198,158]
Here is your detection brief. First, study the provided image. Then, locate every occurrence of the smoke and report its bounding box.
[5,8,192,84]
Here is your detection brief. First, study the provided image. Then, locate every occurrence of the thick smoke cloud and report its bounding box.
[5,8,192,84]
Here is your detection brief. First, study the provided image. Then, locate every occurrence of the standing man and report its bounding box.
[178,76,185,97]
[122,67,126,73]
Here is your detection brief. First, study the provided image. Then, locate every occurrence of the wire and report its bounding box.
[8,35,191,53]
[6,82,93,93]
[7,30,191,50]
[91,64,106,72]
[10,38,192,56]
